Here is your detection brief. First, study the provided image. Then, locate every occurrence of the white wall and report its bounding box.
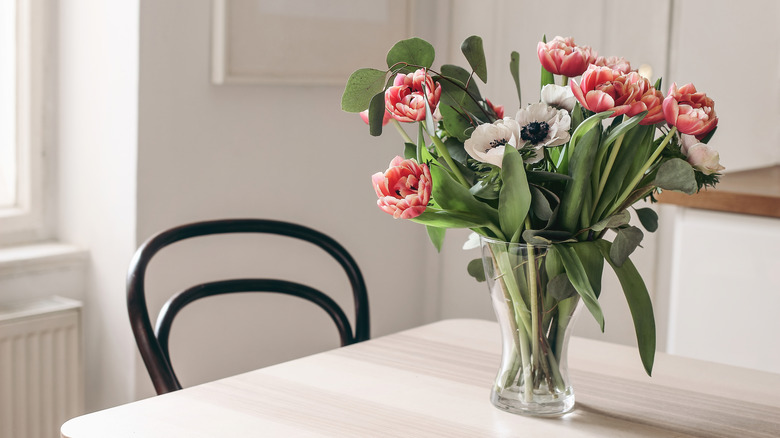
[133,0,439,399]
[57,0,139,410]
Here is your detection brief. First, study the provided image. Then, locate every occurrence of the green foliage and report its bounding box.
[368,92,386,136]
[467,258,486,282]
[386,38,435,70]
[554,244,604,331]
[426,225,446,252]
[635,208,658,232]
[610,226,644,266]
[510,51,521,106]
[461,35,488,83]
[595,240,656,376]
[655,158,697,195]
[341,68,387,112]
[499,146,531,242]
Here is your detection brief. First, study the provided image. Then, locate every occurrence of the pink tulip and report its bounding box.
[384,69,442,123]
[359,109,392,126]
[593,56,632,74]
[662,83,718,138]
[372,156,432,219]
[570,66,645,117]
[624,78,666,125]
[537,36,593,77]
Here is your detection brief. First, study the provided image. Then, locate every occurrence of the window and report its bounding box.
[0,0,48,246]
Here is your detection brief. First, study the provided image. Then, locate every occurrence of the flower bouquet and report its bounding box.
[342,35,721,416]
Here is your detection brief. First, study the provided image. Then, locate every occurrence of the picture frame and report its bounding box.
[211,0,414,85]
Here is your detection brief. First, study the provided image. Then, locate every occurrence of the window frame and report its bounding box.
[0,0,51,246]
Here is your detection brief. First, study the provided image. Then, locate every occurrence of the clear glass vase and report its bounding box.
[480,236,581,416]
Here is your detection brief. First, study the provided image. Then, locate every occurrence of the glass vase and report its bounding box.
[480,236,581,416]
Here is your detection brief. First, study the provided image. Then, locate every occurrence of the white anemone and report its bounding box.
[464,117,521,168]
[540,84,576,112]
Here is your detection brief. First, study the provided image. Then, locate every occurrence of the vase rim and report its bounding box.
[479,235,552,247]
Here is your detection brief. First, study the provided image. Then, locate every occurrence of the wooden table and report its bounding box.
[61,319,780,437]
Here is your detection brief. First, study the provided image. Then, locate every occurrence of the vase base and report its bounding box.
[490,389,575,417]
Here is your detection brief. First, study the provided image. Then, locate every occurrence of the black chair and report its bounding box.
[127,219,370,395]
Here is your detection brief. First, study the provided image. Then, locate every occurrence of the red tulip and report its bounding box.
[624,78,666,125]
[384,69,442,123]
[662,83,718,138]
[372,156,431,219]
[537,36,593,77]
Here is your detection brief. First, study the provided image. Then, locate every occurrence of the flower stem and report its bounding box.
[526,243,541,375]
[608,126,676,217]
[594,133,625,211]
[391,119,413,144]
[428,131,470,187]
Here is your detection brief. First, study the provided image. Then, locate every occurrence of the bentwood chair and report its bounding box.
[126,219,370,395]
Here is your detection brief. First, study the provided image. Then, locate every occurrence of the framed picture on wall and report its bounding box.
[211,0,414,85]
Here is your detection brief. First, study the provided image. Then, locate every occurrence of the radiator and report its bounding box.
[0,296,83,438]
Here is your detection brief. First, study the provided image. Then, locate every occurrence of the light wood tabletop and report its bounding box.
[61,319,780,437]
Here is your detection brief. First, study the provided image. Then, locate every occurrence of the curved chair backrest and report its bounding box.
[127,219,370,395]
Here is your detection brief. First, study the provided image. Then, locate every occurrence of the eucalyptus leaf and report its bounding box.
[595,239,656,376]
[461,35,488,83]
[635,207,658,232]
[554,244,605,331]
[548,274,578,300]
[440,65,483,100]
[341,68,388,112]
[499,146,532,241]
[426,225,446,252]
[386,37,435,69]
[467,258,486,282]
[368,91,386,136]
[510,51,521,106]
[610,226,644,267]
[439,104,475,143]
[590,210,631,232]
[655,158,697,195]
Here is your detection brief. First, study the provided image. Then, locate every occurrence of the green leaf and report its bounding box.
[559,115,608,233]
[592,124,654,221]
[403,143,416,160]
[440,65,483,100]
[590,210,630,232]
[655,158,697,195]
[386,37,435,69]
[341,68,388,112]
[530,185,553,221]
[571,241,604,298]
[526,170,572,184]
[548,274,578,300]
[635,207,658,232]
[426,225,445,252]
[438,67,484,119]
[429,165,499,225]
[603,111,646,148]
[595,240,656,376]
[368,92,386,136]
[467,258,486,282]
[499,146,531,241]
[699,126,717,144]
[439,104,474,143]
[509,51,521,106]
[554,244,604,331]
[522,229,574,245]
[610,226,644,267]
[461,35,487,83]
[411,209,488,228]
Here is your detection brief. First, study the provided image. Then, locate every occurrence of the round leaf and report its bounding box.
[386,38,435,69]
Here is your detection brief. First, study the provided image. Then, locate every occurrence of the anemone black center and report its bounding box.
[489,138,509,149]
[521,121,550,145]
